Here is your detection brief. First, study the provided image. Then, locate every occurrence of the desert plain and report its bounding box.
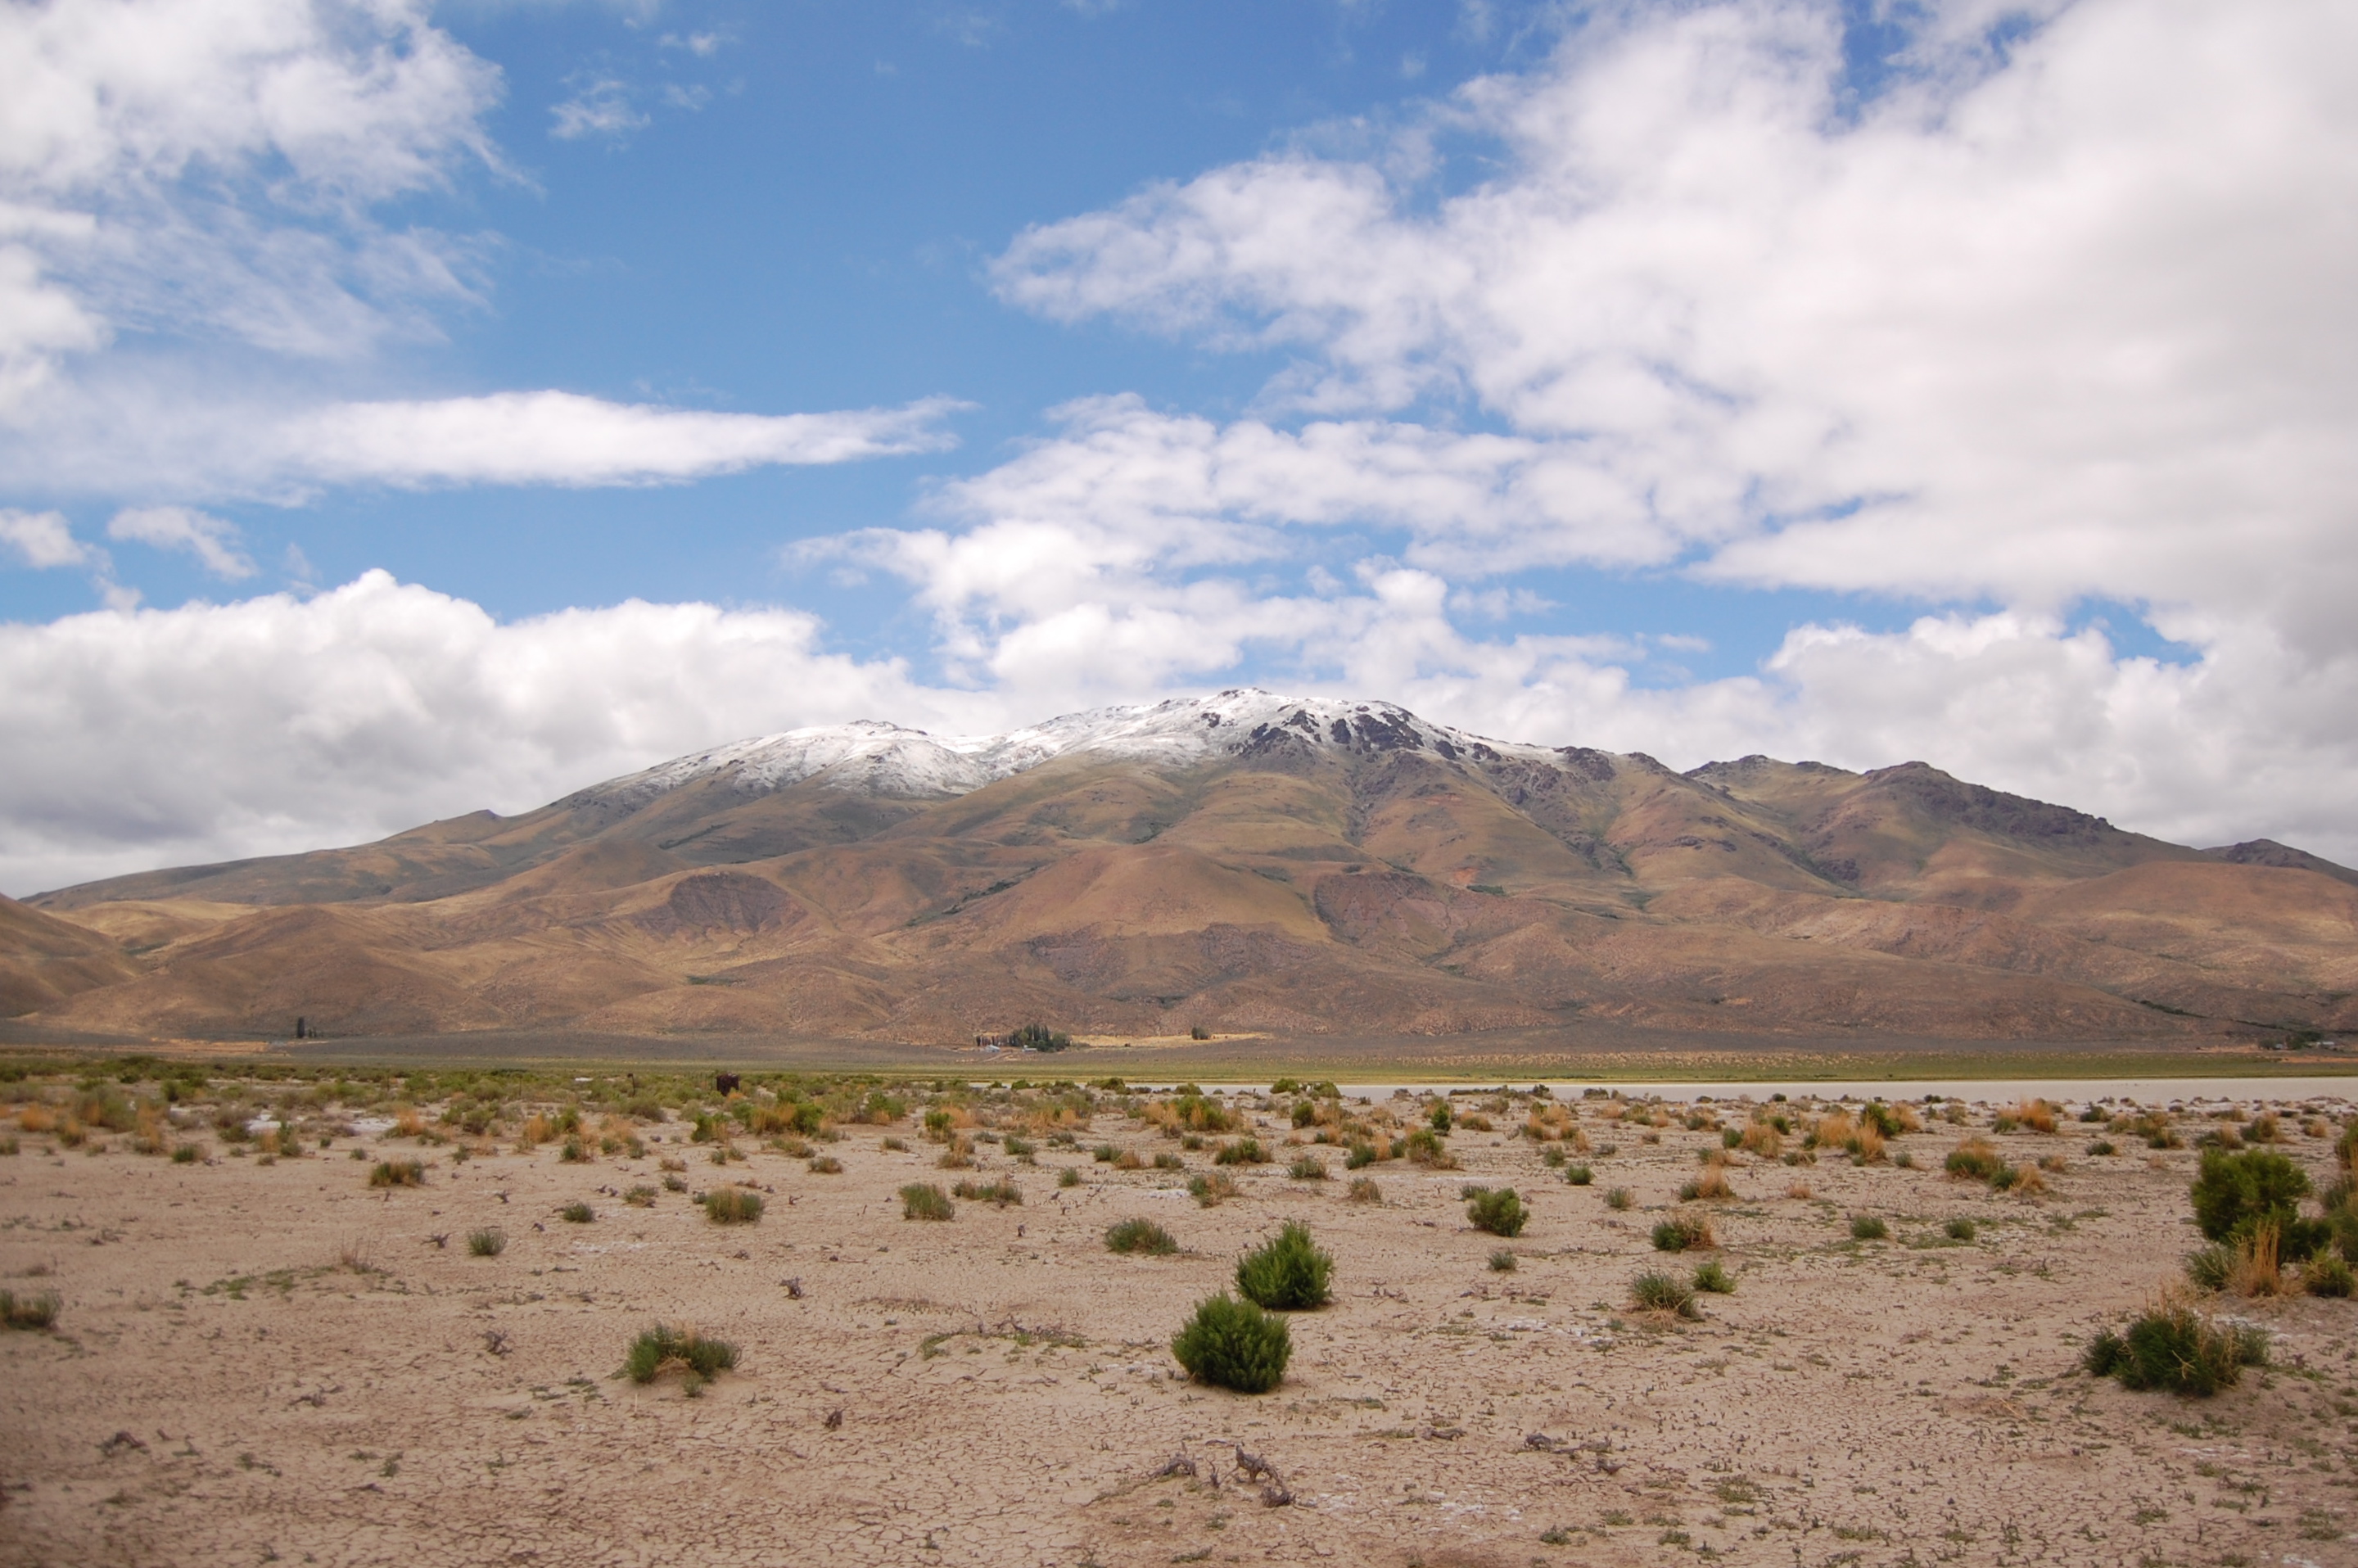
[4,1064,2358,1568]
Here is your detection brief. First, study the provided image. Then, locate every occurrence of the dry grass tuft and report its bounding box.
[1785,1178,1813,1200]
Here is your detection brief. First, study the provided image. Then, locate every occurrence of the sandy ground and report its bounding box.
[6,1089,2358,1567]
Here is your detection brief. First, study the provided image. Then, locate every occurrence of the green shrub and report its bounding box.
[1091,1141,1118,1162]
[2191,1147,2314,1251]
[1344,1141,1376,1169]
[1058,1165,1082,1188]
[1465,1186,1528,1237]
[2306,1251,2356,1298]
[1945,1217,1976,1241]
[560,1200,594,1223]
[0,1289,61,1330]
[807,1155,843,1174]
[1692,1259,1735,1294]
[1001,1136,1035,1161]
[1605,1186,1633,1210]
[1153,1151,1184,1170]
[171,1143,200,1164]
[950,1177,1022,1207]
[1488,1248,1518,1272]
[625,1323,738,1385]
[2087,1139,2116,1156]
[1564,1163,1593,1186]
[1188,1171,1240,1207]
[701,1188,762,1223]
[1105,1218,1178,1255]
[1851,1215,1888,1241]
[1235,1221,1333,1310]
[901,1182,954,1221]
[1170,1294,1290,1393]
[2184,1243,2235,1292]
[2083,1303,2265,1395]
[1346,1175,1382,1204]
[1287,1155,1327,1181]
[368,1159,424,1188]
[1651,1213,1715,1251]
[467,1227,506,1257]
[1631,1272,1700,1318]
[1945,1140,2003,1182]
[1216,1137,1268,1166]
[1429,1100,1453,1133]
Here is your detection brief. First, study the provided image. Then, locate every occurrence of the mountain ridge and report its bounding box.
[11,690,2356,1046]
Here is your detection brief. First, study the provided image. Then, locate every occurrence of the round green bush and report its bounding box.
[1171,1294,1291,1393]
[1235,1221,1333,1309]
[1464,1186,1528,1237]
[1105,1218,1178,1255]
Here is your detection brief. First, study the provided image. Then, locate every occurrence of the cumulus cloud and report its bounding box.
[106,506,254,579]
[0,508,91,569]
[991,0,2358,649]
[0,0,504,407]
[0,570,1015,895]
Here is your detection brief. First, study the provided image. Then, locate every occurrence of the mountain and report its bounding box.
[13,690,2358,1046]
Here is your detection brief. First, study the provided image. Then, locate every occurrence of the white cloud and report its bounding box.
[0,570,1014,895]
[280,391,964,488]
[989,0,2358,657]
[106,505,255,579]
[0,508,90,569]
[549,76,646,140]
[0,0,504,406]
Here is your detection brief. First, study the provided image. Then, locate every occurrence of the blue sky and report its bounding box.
[0,0,2352,891]
[0,0,1940,680]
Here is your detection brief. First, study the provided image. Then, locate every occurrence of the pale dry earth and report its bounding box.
[6,1094,2358,1568]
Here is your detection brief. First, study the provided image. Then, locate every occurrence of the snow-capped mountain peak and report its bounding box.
[568,690,1557,814]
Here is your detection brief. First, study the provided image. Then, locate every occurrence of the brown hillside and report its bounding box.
[20,693,2358,1045]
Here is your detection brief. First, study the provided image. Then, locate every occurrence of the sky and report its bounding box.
[2,0,2356,895]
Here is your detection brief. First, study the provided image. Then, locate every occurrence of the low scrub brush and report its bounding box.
[467,1227,506,1257]
[1189,1171,1240,1208]
[2084,1298,2265,1395]
[1631,1272,1700,1319]
[1345,1176,1382,1205]
[626,1323,738,1385]
[1463,1186,1528,1237]
[1,1289,61,1331]
[701,1188,762,1224]
[1235,1221,1333,1310]
[1692,1259,1735,1294]
[368,1159,425,1188]
[1651,1212,1716,1252]
[950,1177,1022,1207]
[900,1182,954,1221]
[1171,1294,1290,1394]
[1105,1218,1178,1255]
[1287,1155,1327,1181]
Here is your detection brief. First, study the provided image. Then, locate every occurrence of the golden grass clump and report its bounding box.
[1812,1110,1856,1150]
[2005,1099,2058,1134]
[1847,1123,1887,1164]
[1785,1178,1812,1200]
[2230,1222,2288,1297]
[1739,1121,1783,1159]
[1684,1167,1736,1202]
[391,1105,427,1139]
[518,1114,556,1149]
[18,1104,56,1134]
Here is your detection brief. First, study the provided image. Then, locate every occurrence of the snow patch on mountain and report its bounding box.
[570,689,1563,814]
